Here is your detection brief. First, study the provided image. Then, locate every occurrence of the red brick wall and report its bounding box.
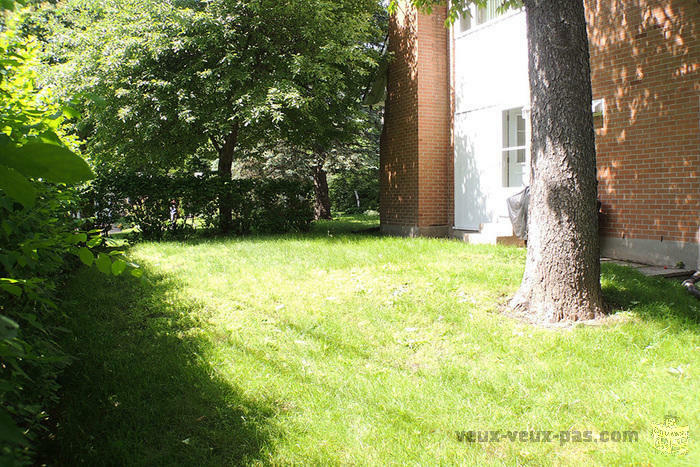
[587,0,700,245]
[380,2,451,230]
[381,2,419,227]
[417,11,452,228]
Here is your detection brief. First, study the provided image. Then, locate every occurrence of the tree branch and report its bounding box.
[209,135,222,154]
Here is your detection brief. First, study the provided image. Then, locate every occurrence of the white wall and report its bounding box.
[453,10,530,231]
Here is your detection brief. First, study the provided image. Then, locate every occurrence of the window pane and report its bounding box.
[503,107,525,149]
[460,12,471,32]
[477,0,501,25]
[517,115,526,146]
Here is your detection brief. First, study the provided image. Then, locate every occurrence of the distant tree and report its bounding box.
[244,106,383,219]
[393,0,606,322]
[261,2,386,219]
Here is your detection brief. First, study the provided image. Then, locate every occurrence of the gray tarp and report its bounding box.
[507,186,530,241]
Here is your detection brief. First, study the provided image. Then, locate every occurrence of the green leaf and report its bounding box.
[130,268,144,278]
[87,235,102,248]
[37,131,63,146]
[78,247,94,266]
[0,407,27,446]
[0,165,35,208]
[96,253,111,274]
[71,233,88,244]
[0,0,16,12]
[62,106,81,119]
[82,92,106,107]
[0,315,19,340]
[0,143,94,184]
[0,283,22,297]
[111,259,127,276]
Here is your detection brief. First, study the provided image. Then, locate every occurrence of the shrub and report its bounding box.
[85,172,315,240]
[1,187,82,464]
[0,28,137,463]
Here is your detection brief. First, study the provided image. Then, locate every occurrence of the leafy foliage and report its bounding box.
[329,168,379,214]
[38,0,382,167]
[238,105,383,218]
[0,37,90,207]
[389,0,523,25]
[85,171,315,240]
[0,12,137,464]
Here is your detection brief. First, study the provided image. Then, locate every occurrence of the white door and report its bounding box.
[495,107,530,222]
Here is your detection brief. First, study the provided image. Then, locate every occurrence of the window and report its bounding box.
[592,98,605,130]
[502,107,527,187]
[458,0,515,32]
[459,0,503,32]
[459,11,472,32]
[476,0,501,25]
[591,98,605,116]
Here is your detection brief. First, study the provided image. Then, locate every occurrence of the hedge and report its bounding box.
[82,172,315,239]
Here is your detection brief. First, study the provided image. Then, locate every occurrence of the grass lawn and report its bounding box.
[46,214,699,465]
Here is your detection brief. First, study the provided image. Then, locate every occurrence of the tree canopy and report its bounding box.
[34,0,385,226]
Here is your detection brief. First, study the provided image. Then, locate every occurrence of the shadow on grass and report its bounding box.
[109,215,382,250]
[312,214,381,235]
[601,263,700,331]
[40,267,277,466]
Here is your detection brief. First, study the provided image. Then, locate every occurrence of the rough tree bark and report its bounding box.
[216,123,239,233]
[312,161,332,220]
[510,0,607,322]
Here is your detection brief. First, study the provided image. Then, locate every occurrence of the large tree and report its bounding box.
[36,0,293,230]
[395,0,606,322]
[34,0,385,228]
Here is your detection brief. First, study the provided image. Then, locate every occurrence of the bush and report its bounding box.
[329,168,379,214]
[84,172,315,240]
[0,20,137,464]
[0,187,81,464]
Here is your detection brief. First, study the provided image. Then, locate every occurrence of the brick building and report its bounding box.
[380,0,699,268]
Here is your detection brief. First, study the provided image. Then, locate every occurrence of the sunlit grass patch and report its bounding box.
[49,214,699,465]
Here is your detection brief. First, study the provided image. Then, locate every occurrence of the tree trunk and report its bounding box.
[217,125,238,233]
[511,0,606,322]
[312,163,332,220]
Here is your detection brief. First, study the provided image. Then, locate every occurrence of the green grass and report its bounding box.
[46,214,699,465]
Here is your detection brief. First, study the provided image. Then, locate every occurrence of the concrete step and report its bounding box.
[454,221,523,246]
[478,222,514,237]
[459,231,524,247]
